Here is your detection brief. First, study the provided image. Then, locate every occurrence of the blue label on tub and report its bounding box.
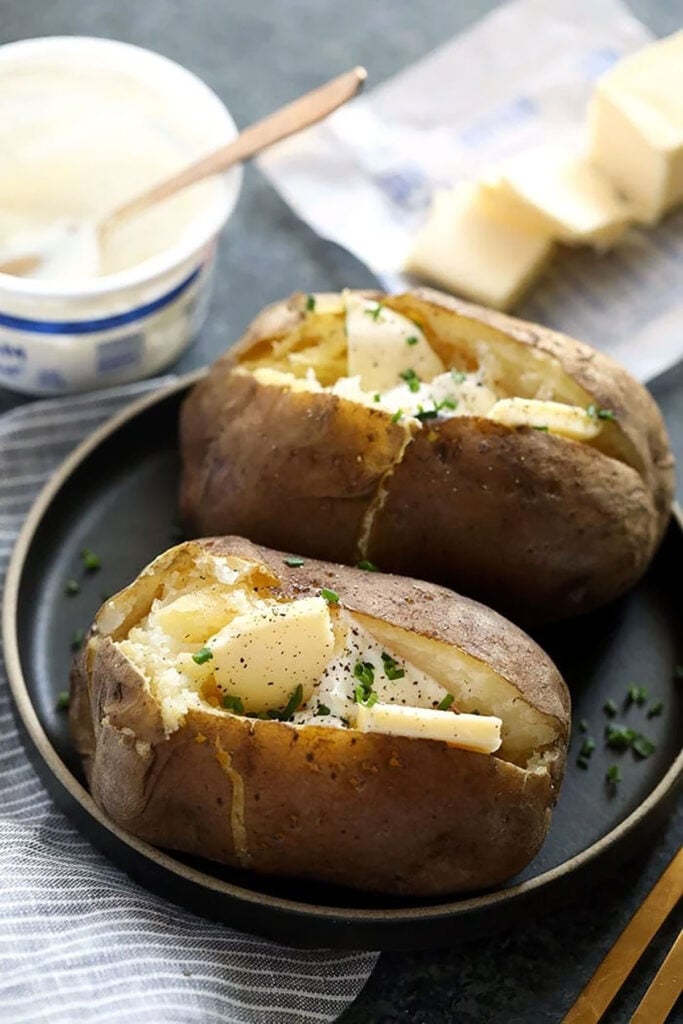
[35,368,68,391]
[96,333,143,374]
[0,341,27,378]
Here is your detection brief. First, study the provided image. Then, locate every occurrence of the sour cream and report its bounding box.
[0,55,222,281]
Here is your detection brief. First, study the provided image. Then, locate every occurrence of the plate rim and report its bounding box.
[3,373,682,931]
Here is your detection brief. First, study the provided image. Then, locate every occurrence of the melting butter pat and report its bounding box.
[589,32,683,224]
[355,702,502,753]
[480,154,635,249]
[487,398,602,441]
[209,596,335,712]
[344,291,444,391]
[405,185,553,311]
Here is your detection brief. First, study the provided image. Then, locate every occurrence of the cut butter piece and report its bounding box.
[356,702,502,753]
[153,590,239,644]
[405,185,553,311]
[209,596,335,712]
[487,398,602,441]
[344,291,444,391]
[589,31,683,224]
[480,154,635,249]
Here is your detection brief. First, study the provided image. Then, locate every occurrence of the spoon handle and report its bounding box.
[103,65,367,236]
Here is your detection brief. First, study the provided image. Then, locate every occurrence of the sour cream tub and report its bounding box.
[0,37,242,395]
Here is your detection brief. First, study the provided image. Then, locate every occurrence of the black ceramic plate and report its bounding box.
[4,375,682,950]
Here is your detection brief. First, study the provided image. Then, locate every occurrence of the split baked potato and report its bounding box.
[179,288,674,623]
[70,536,570,896]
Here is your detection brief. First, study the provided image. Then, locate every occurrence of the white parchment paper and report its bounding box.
[259,0,683,383]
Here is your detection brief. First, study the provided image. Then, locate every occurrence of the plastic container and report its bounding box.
[0,37,242,395]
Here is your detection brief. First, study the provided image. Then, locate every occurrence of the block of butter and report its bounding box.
[405,184,553,311]
[480,151,636,249]
[589,31,683,224]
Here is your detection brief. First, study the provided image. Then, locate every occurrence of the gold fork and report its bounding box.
[562,846,682,1024]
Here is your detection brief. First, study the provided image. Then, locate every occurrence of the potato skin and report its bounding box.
[70,537,569,897]
[179,289,675,623]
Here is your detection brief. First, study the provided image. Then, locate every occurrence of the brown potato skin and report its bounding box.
[70,537,569,897]
[179,289,675,623]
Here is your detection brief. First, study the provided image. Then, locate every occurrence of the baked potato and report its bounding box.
[179,288,674,623]
[70,536,570,896]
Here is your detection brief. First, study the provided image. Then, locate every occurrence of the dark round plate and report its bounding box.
[3,375,682,950]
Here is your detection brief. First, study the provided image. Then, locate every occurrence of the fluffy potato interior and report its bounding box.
[238,290,631,467]
[109,549,553,768]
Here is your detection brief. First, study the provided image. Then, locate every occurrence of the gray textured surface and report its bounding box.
[1,2,682,1021]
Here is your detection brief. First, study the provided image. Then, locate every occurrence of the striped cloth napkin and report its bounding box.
[0,381,378,1024]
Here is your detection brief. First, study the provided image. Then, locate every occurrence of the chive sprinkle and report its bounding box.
[579,719,588,733]
[56,690,70,711]
[579,737,596,758]
[278,684,304,721]
[305,294,316,311]
[576,757,589,770]
[632,734,656,759]
[81,548,101,572]
[373,393,382,402]
[606,764,622,785]
[364,303,384,321]
[65,579,80,596]
[320,587,339,604]
[625,685,648,707]
[381,652,405,681]
[357,560,379,572]
[416,408,438,421]
[222,694,244,714]
[406,335,419,346]
[451,369,467,384]
[284,556,305,567]
[399,368,421,393]
[647,702,663,719]
[437,694,455,711]
[70,629,85,652]
[533,425,549,432]
[317,704,331,716]
[586,404,616,421]
[603,699,618,717]
[353,661,375,689]
[192,646,213,665]
[605,723,636,750]
[391,410,403,423]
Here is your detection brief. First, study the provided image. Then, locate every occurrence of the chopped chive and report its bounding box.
[317,704,331,716]
[416,408,438,421]
[406,335,419,346]
[603,699,618,717]
[81,548,101,572]
[222,694,244,714]
[647,702,663,719]
[381,652,405,681]
[399,368,421,393]
[364,303,384,321]
[579,719,588,733]
[373,393,382,402]
[320,587,339,604]
[70,629,85,652]
[353,661,375,689]
[192,646,213,665]
[579,737,596,758]
[391,410,403,423]
[576,756,589,770]
[586,404,616,421]
[439,396,458,411]
[625,685,648,707]
[450,369,467,384]
[606,764,622,785]
[278,683,304,721]
[605,723,636,750]
[56,690,70,710]
[305,294,316,312]
[632,734,656,759]
[533,425,549,432]
[284,556,305,567]
[357,560,379,572]
[437,694,455,711]
[64,579,80,596]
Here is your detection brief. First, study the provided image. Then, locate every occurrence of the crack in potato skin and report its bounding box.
[214,740,250,867]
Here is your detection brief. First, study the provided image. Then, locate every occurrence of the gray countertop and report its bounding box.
[2,2,682,1021]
